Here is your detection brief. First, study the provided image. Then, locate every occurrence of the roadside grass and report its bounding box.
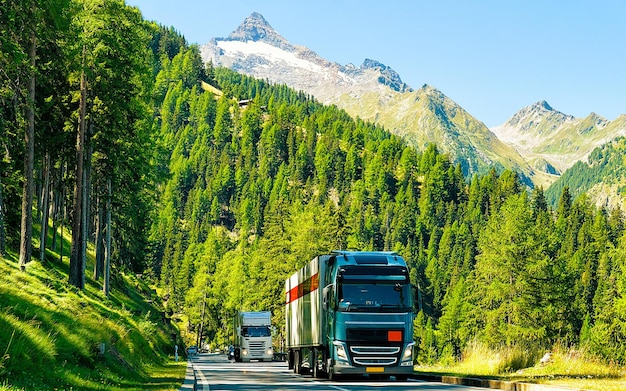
[0,225,186,390]
[415,343,626,391]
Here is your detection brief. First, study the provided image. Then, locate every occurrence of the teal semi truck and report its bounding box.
[285,251,414,380]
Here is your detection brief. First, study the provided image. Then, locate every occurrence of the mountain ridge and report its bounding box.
[492,101,626,178]
[200,12,625,194]
[200,12,534,182]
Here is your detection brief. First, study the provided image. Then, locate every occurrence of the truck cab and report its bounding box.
[233,311,274,362]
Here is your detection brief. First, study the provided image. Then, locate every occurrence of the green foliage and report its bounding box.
[0,251,184,390]
[546,136,626,208]
[5,3,625,388]
[149,49,626,367]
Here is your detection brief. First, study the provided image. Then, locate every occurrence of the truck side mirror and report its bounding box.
[323,286,335,310]
[322,286,329,310]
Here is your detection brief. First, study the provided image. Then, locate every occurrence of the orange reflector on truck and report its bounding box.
[388,330,402,342]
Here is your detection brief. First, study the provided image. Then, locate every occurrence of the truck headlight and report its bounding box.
[333,341,348,361]
[267,347,273,355]
[242,349,248,356]
[401,342,414,365]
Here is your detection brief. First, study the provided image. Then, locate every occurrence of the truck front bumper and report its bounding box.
[332,363,414,376]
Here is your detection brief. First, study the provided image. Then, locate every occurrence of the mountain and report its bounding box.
[492,101,626,187]
[200,13,534,181]
[545,136,626,211]
[200,13,412,101]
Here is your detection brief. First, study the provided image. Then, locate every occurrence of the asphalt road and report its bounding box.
[187,353,486,391]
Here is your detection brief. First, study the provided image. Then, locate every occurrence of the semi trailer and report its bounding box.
[285,251,415,380]
[233,311,273,362]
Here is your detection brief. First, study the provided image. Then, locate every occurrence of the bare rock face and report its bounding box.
[200,12,411,103]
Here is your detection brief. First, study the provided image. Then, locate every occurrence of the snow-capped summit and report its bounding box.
[199,12,411,103]
[226,12,290,50]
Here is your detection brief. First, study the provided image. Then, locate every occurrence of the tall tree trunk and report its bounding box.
[19,26,36,271]
[39,152,51,261]
[94,193,104,280]
[60,213,64,263]
[81,131,92,285]
[60,163,67,263]
[197,290,207,348]
[0,174,5,257]
[103,178,111,296]
[81,158,87,287]
[51,185,58,252]
[69,62,86,288]
[52,161,64,253]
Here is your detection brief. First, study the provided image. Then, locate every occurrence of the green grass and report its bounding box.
[415,343,626,391]
[0,227,186,390]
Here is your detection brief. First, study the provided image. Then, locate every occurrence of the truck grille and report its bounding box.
[353,357,398,365]
[248,341,267,357]
[351,346,399,366]
[350,346,400,355]
[346,329,403,366]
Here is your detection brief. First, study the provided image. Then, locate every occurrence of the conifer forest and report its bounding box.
[2,0,626,367]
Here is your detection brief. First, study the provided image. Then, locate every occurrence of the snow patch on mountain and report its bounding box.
[215,40,327,75]
[199,12,411,104]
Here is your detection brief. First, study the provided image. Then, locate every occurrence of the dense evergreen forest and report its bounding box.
[546,136,626,209]
[2,0,626,370]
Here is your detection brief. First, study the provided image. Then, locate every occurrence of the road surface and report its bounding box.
[187,353,486,391]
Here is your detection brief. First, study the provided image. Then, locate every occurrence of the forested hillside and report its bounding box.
[2,2,626,388]
[546,137,626,211]
[153,44,626,364]
[1,1,187,389]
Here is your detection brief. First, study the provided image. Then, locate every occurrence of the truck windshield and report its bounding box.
[242,326,271,337]
[338,281,411,312]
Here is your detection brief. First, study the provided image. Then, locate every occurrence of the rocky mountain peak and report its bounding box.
[227,12,289,48]
[506,100,574,130]
[361,59,412,93]
[535,100,553,111]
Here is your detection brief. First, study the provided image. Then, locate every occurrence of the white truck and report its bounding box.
[233,311,273,362]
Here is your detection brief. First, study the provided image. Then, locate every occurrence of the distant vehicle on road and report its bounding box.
[187,346,198,355]
[233,311,273,362]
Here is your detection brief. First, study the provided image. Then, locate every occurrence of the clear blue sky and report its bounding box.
[126,0,625,127]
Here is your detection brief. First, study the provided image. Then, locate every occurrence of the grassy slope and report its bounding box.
[0,229,186,390]
[415,345,626,391]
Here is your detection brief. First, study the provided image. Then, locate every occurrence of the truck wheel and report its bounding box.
[287,351,294,370]
[312,348,324,378]
[312,349,319,378]
[294,350,301,374]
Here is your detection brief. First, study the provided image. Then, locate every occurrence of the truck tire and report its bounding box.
[287,351,294,370]
[294,350,301,374]
[313,348,326,378]
[312,348,319,378]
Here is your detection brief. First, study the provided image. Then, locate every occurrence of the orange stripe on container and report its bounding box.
[285,273,319,304]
